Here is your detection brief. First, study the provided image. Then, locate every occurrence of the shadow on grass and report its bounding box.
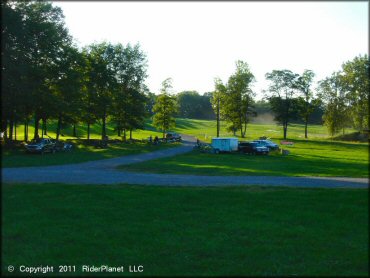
[120,150,369,178]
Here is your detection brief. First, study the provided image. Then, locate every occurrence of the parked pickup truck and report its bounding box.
[238,142,269,155]
[25,138,56,154]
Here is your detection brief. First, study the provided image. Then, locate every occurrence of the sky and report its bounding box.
[54,1,368,98]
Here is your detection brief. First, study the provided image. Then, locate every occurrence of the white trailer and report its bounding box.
[211,137,239,153]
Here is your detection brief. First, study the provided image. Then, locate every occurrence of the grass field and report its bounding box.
[118,139,369,177]
[172,118,359,142]
[2,183,368,276]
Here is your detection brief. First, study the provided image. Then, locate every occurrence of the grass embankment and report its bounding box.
[119,139,369,177]
[2,142,180,168]
[2,183,368,276]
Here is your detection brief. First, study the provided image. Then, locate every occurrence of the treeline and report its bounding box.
[2,1,149,142]
[2,2,368,142]
[210,57,369,139]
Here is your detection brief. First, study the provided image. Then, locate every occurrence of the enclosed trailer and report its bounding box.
[211,137,239,153]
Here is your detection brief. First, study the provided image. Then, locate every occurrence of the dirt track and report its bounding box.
[2,135,368,188]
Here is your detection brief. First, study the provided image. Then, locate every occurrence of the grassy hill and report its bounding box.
[8,118,359,142]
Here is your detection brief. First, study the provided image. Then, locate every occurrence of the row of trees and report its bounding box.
[2,1,150,142]
[210,55,368,139]
[317,55,369,136]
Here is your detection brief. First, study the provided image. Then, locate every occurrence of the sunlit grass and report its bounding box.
[119,139,368,177]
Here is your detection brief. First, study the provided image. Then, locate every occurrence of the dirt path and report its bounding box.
[2,135,368,188]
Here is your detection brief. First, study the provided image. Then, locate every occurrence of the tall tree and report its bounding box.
[84,42,116,140]
[152,78,178,138]
[2,1,72,141]
[223,61,256,138]
[110,43,148,139]
[317,72,350,136]
[295,69,318,138]
[265,69,300,139]
[211,78,226,137]
[340,55,369,131]
[52,45,87,140]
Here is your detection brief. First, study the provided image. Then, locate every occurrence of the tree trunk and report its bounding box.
[304,116,308,139]
[73,124,77,137]
[43,118,47,135]
[56,114,62,140]
[24,121,28,142]
[102,107,106,140]
[216,98,220,137]
[34,115,40,139]
[87,123,90,140]
[283,124,287,139]
[123,129,126,142]
[14,120,17,141]
[41,118,47,137]
[118,128,121,137]
[9,119,14,142]
[130,129,132,140]
[304,122,308,139]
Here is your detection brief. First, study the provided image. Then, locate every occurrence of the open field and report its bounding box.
[118,139,369,178]
[2,183,368,276]
[171,118,360,142]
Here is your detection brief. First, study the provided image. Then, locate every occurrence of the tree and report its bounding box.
[340,55,369,131]
[176,91,214,120]
[265,69,300,139]
[295,69,318,138]
[317,72,350,136]
[110,43,148,140]
[211,78,227,137]
[226,61,256,138]
[84,42,116,140]
[152,78,178,138]
[2,1,72,141]
[52,44,87,140]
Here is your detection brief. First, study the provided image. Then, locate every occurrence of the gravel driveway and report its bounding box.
[2,135,368,188]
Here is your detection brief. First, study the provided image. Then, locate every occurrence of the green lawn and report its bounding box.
[2,183,368,276]
[119,139,369,177]
[171,118,358,142]
[2,141,179,168]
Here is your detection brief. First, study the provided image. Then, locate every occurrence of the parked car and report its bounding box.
[165,132,182,142]
[238,141,269,155]
[252,139,279,151]
[53,140,73,152]
[25,138,56,154]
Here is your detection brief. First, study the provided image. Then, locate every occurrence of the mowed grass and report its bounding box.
[2,142,180,168]
[171,118,358,142]
[119,139,369,177]
[2,183,368,276]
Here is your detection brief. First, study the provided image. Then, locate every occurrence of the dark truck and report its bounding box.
[238,141,269,155]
